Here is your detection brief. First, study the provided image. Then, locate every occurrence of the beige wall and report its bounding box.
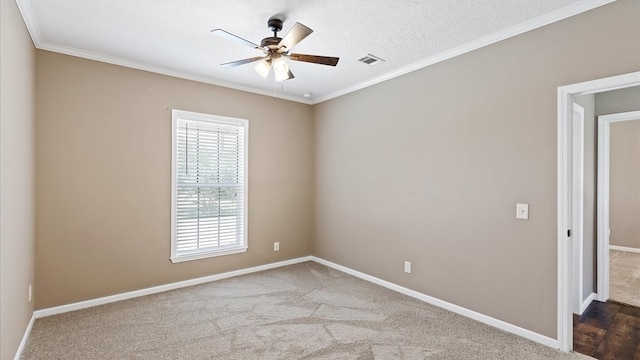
[35,51,314,309]
[0,0,37,358]
[596,86,640,116]
[313,0,640,338]
[15,0,640,347]
[609,120,640,249]
[596,86,640,249]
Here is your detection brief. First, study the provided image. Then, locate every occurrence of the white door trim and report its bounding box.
[571,103,585,315]
[597,110,640,302]
[556,71,640,352]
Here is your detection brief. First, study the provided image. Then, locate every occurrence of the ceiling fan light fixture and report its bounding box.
[255,59,271,78]
[274,68,292,82]
[213,17,338,83]
[272,56,290,81]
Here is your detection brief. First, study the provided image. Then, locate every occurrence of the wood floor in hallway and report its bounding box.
[573,301,640,360]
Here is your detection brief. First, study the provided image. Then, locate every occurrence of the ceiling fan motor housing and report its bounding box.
[261,37,281,49]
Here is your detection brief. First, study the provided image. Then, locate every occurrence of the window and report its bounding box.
[171,110,248,263]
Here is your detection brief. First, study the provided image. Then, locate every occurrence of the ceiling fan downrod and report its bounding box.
[268,17,283,37]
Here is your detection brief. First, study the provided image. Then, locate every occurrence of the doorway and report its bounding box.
[598,111,640,306]
[556,71,640,352]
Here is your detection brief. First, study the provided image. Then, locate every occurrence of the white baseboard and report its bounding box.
[34,256,313,318]
[310,256,559,349]
[610,245,640,254]
[14,314,35,360]
[28,254,559,354]
[578,292,596,315]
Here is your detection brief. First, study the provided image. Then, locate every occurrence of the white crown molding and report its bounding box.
[37,41,315,105]
[16,0,614,106]
[14,0,41,46]
[14,0,314,105]
[311,0,617,104]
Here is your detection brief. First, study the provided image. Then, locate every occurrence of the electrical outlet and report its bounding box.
[404,261,412,274]
[274,242,280,251]
[28,285,32,302]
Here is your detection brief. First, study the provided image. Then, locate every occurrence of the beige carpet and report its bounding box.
[610,250,640,308]
[21,262,591,359]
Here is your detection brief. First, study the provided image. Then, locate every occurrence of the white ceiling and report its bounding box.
[17,0,612,104]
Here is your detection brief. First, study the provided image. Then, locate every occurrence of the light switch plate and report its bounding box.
[516,203,529,220]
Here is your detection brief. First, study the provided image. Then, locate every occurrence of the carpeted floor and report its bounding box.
[610,250,640,308]
[21,262,592,359]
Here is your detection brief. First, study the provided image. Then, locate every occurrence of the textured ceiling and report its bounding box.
[17,0,612,104]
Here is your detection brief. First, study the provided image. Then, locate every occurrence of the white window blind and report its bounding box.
[171,110,248,263]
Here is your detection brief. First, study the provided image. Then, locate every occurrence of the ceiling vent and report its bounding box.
[357,54,385,66]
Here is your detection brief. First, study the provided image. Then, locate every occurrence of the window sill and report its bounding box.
[170,246,247,263]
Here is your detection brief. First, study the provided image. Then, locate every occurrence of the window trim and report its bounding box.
[170,109,249,263]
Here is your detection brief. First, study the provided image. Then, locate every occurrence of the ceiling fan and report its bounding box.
[211,17,339,82]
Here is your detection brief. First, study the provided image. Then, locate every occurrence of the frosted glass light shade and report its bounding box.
[254,60,271,78]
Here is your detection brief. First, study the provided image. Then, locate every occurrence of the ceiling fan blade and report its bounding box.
[211,29,265,52]
[287,53,339,66]
[278,22,313,51]
[221,56,267,68]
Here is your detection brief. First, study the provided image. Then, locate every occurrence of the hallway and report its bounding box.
[573,301,640,359]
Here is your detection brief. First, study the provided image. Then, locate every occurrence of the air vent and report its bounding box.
[357,54,385,66]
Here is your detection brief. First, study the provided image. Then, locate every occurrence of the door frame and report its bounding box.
[556,71,640,352]
[571,103,585,315]
[597,110,640,302]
